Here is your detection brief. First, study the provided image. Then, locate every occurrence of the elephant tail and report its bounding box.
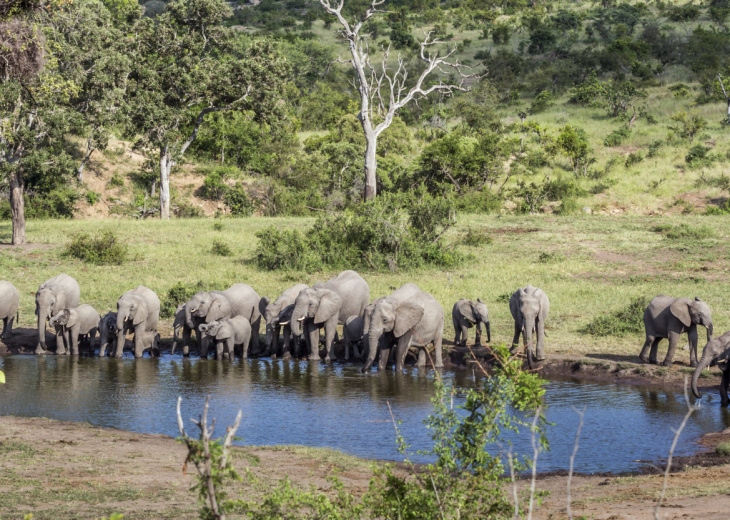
[16,310,19,324]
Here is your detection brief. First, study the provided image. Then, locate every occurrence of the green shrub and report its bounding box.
[211,239,232,256]
[530,90,555,113]
[496,292,511,303]
[647,140,663,158]
[225,186,254,217]
[63,231,129,265]
[668,83,691,98]
[554,197,579,215]
[537,251,565,263]
[651,223,715,240]
[108,173,125,188]
[625,151,644,167]
[173,201,204,218]
[460,228,493,247]
[716,442,730,456]
[603,127,631,147]
[254,194,461,272]
[667,3,701,21]
[579,297,649,336]
[213,221,223,231]
[685,145,709,164]
[705,199,730,215]
[85,191,100,205]
[452,190,503,213]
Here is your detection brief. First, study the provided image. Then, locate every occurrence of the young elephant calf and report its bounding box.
[342,316,365,360]
[98,311,159,357]
[452,298,491,347]
[49,304,100,355]
[199,316,252,360]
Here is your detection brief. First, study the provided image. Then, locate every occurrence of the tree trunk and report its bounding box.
[9,168,26,245]
[363,133,377,201]
[726,99,730,125]
[159,147,172,220]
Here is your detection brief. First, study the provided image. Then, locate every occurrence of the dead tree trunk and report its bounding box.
[159,146,172,220]
[363,131,377,200]
[9,167,26,245]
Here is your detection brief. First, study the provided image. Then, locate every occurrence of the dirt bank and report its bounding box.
[1,416,730,519]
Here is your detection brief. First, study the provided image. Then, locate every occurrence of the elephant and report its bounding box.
[343,316,365,360]
[692,331,730,406]
[185,284,263,357]
[452,298,491,347]
[0,281,20,340]
[170,303,196,356]
[199,316,252,360]
[290,270,370,362]
[362,283,444,372]
[639,295,713,367]
[35,273,81,355]
[48,304,100,356]
[509,285,550,366]
[98,312,119,357]
[115,285,160,358]
[261,283,308,358]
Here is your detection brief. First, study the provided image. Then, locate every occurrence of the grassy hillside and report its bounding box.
[2,214,728,363]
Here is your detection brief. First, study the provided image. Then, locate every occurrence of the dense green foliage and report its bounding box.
[579,297,649,337]
[63,231,129,265]
[254,194,460,271]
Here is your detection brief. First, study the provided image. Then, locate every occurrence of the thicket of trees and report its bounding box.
[4,0,730,242]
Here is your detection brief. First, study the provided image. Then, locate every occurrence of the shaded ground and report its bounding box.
[2,416,730,519]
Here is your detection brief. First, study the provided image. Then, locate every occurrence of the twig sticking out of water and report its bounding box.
[654,376,696,520]
[567,406,586,520]
[527,405,544,520]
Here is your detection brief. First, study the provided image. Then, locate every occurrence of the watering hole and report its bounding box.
[1,355,728,474]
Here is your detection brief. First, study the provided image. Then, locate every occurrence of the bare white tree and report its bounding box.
[319,0,476,200]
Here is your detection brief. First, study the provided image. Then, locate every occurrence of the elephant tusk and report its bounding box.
[279,321,290,326]
[297,317,305,322]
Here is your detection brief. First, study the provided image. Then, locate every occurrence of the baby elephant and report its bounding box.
[199,316,252,360]
[452,298,491,347]
[49,304,100,356]
[342,316,365,360]
[99,311,159,357]
[692,331,730,406]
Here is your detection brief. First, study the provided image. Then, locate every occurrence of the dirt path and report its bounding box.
[2,416,730,519]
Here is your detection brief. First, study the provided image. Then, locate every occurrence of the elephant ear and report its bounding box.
[216,324,233,340]
[133,299,148,326]
[258,297,269,317]
[314,290,342,323]
[670,299,692,328]
[208,297,227,321]
[394,301,425,337]
[457,300,476,323]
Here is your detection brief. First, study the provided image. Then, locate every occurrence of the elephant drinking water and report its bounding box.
[115,285,160,358]
[261,283,308,358]
[290,270,369,362]
[35,274,81,355]
[692,331,730,406]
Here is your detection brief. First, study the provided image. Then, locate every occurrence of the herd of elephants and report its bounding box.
[0,270,729,405]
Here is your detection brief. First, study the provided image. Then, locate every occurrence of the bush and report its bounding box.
[604,127,631,147]
[667,3,701,21]
[254,194,461,272]
[211,239,232,256]
[460,228,493,246]
[716,441,730,456]
[579,297,649,336]
[705,199,730,215]
[625,151,644,167]
[86,191,100,205]
[224,186,254,217]
[213,221,223,231]
[530,90,555,113]
[173,201,204,218]
[647,140,663,157]
[63,231,129,265]
[651,223,715,240]
[108,173,125,188]
[685,145,709,165]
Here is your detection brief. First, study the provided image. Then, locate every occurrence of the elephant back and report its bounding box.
[323,270,370,321]
[128,285,160,331]
[40,273,81,309]
[223,284,261,322]
[404,290,443,346]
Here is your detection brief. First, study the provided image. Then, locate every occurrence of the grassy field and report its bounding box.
[1,214,728,362]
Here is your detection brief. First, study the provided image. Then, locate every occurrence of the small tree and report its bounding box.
[554,125,593,174]
[318,0,477,200]
[670,111,708,144]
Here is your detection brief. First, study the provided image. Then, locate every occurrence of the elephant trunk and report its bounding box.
[265,322,275,352]
[290,303,306,337]
[116,311,127,332]
[707,321,714,343]
[37,306,49,348]
[692,350,714,399]
[486,321,491,344]
[171,324,181,355]
[185,305,195,331]
[361,330,380,372]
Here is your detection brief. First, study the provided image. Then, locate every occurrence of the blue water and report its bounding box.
[0,355,728,473]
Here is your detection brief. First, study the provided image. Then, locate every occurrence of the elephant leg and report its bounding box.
[661,331,681,367]
[1,317,10,339]
[200,333,210,358]
[133,327,146,358]
[114,324,126,358]
[648,337,662,364]
[55,328,67,355]
[281,325,292,359]
[215,340,224,360]
[639,335,654,363]
[688,326,699,368]
[70,328,80,356]
[181,326,191,357]
[475,323,482,347]
[511,321,521,352]
[535,319,546,361]
[251,316,261,356]
[227,338,236,360]
[453,321,461,347]
[416,349,427,367]
[323,318,338,363]
[433,331,444,368]
[378,338,392,372]
[721,368,730,407]
[88,330,97,356]
[307,322,320,361]
[394,332,414,371]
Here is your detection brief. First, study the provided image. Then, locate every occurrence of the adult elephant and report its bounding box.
[290,270,369,362]
[362,283,444,372]
[509,285,550,367]
[0,281,20,340]
[692,331,730,406]
[185,284,263,357]
[35,273,81,355]
[261,283,308,358]
[115,285,160,358]
[452,298,491,347]
[639,295,713,367]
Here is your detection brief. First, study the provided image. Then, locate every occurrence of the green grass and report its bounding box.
[2,214,729,360]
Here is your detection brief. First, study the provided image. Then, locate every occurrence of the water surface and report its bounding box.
[1,355,728,474]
